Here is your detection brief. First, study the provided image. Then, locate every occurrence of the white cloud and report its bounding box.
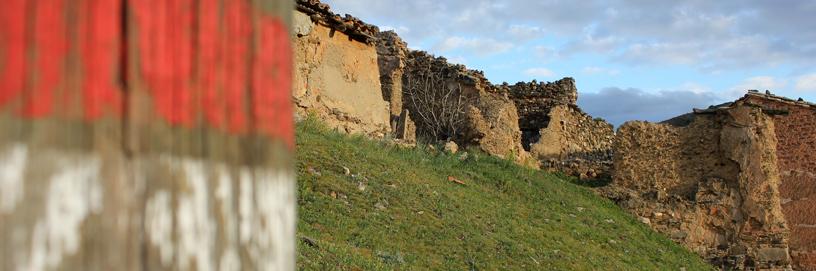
[508,24,545,41]
[794,73,816,92]
[582,66,620,76]
[726,76,787,100]
[677,82,711,94]
[433,36,514,56]
[578,87,723,126]
[731,76,787,91]
[325,0,816,70]
[523,68,555,78]
[380,25,411,35]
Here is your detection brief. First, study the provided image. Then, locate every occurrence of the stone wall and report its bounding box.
[508,78,578,142]
[506,78,614,178]
[292,8,390,137]
[376,31,408,127]
[530,105,614,179]
[401,51,529,161]
[606,105,791,270]
[741,92,816,271]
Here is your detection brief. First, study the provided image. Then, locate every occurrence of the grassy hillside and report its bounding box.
[295,119,713,270]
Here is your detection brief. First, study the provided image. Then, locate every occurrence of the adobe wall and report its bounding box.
[741,92,816,271]
[607,105,791,270]
[291,2,390,137]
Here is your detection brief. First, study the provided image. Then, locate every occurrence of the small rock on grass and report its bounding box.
[444,141,458,154]
[307,166,321,176]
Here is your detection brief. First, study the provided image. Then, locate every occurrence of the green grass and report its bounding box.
[295,119,713,271]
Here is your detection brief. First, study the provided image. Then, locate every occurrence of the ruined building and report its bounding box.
[606,92,816,270]
[290,0,612,172]
[292,0,390,137]
[507,79,614,178]
[741,92,816,270]
[291,1,816,270]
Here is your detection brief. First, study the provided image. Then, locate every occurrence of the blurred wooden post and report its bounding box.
[0,0,296,270]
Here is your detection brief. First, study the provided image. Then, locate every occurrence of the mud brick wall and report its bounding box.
[292,9,390,137]
[742,93,816,271]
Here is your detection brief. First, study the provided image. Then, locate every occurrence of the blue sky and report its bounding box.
[324,0,816,126]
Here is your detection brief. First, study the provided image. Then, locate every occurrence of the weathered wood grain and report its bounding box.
[0,0,295,270]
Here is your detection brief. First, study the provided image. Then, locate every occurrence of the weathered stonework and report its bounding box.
[507,78,579,144]
[402,51,530,162]
[530,105,614,179]
[376,31,408,129]
[606,105,792,270]
[506,78,614,177]
[739,92,816,271]
[292,10,390,137]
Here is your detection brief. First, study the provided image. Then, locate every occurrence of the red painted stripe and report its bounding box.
[22,0,68,117]
[80,0,123,120]
[0,0,28,109]
[223,0,250,134]
[253,16,294,148]
[197,0,225,129]
[1,0,294,143]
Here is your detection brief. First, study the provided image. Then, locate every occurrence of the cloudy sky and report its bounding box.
[324,0,816,126]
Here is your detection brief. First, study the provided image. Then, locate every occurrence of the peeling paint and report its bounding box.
[21,153,103,271]
[246,170,297,271]
[215,165,240,271]
[0,143,27,213]
[177,160,215,271]
[145,191,174,266]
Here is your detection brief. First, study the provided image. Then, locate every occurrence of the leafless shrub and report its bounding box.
[402,60,472,142]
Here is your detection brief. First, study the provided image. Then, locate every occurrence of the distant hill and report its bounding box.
[294,118,714,270]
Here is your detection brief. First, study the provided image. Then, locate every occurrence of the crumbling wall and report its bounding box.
[531,105,614,179]
[741,92,816,271]
[507,78,578,147]
[506,78,614,178]
[402,51,528,161]
[376,31,408,126]
[292,5,390,137]
[606,106,791,270]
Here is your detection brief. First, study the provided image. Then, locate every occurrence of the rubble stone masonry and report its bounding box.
[506,78,614,178]
[742,92,816,271]
[608,105,792,270]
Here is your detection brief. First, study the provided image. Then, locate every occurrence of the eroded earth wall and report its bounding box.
[607,106,791,270]
[742,93,816,270]
[292,6,390,137]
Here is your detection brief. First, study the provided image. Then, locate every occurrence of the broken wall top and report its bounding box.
[296,0,379,44]
[506,78,578,106]
[404,50,496,92]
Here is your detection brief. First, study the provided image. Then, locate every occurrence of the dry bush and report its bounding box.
[402,61,472,141]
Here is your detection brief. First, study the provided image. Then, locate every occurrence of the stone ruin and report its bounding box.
[506,79,614,179]
[290,0,613,173]
[605,92,816,270]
